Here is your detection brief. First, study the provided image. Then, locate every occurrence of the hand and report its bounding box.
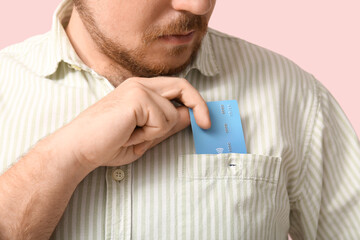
[55,77,211,170]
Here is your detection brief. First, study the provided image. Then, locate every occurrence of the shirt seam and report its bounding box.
[182,176,279,183]
[289,74,322,203]
[204,32,220,76]
[0,34,50,59]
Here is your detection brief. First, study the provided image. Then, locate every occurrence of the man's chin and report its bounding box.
[137,59,190,77]
[149,44,201,76]
[159,61,192,76]
[113,37,203,77]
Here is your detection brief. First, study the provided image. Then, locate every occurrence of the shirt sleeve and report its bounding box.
[289,79,360,239]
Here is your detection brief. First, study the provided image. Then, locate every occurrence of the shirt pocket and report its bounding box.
[177,153,282,240]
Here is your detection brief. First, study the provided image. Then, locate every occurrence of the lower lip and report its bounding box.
[159,31,195,45]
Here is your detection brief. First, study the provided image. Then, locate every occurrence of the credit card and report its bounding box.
[189,100,247,154]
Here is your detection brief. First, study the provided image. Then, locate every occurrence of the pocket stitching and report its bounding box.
[179,153,282,183]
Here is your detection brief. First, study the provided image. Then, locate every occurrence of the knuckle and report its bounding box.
[158,119,171,135]
[123,76,139,84]
[122,78,142,88]
[149,127,163,139]
[158,127,168,137]
[127,84,148,98]
[179,78,190,87]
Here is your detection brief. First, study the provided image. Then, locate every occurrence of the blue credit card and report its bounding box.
[189,100,247,154]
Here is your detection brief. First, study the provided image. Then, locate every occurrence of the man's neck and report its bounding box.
[65,7,131,87]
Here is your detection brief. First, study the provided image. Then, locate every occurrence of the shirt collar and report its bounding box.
[39,0,220,78]
[178,30,220,78]
[39,0,85,77]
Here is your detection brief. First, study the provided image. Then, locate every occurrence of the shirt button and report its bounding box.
[112,169,125,181]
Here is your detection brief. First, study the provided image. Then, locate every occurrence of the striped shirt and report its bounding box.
[1,0,359,239]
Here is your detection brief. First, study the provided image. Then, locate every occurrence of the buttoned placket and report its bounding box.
[89,73,132,240]
[105,165,132,240]
[68,66,133,239]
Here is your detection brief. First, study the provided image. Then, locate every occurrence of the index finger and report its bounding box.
[127,77,211,129]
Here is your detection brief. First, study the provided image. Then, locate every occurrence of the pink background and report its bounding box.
[1,0,359,136]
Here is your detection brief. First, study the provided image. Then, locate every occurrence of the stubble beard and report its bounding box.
[73,0,208,78]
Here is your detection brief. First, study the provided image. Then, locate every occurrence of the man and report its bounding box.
[0,0,359,239]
